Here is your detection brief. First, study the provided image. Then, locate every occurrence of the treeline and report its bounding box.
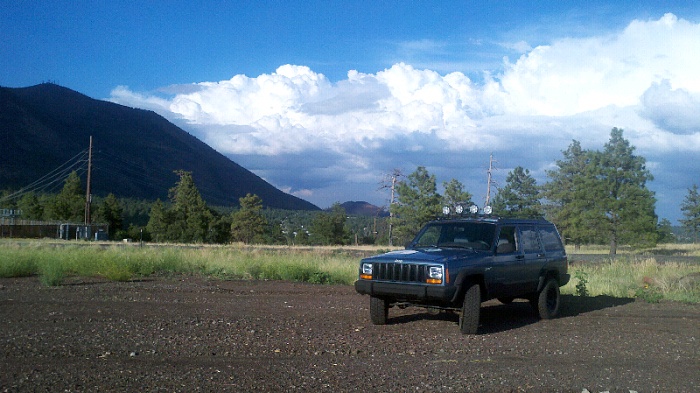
[388,128,700,254]
[1,170,388,246]
[3,128,700,250]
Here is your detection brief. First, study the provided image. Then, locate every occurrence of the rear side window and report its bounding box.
[539,225,564,252]
[496,226,518,254]
[520,226,542,254]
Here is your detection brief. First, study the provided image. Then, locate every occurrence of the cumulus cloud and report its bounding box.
[109,13,700,221]
[639,79,700,134]
[497,13,700,116]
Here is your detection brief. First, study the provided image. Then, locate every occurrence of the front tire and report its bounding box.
[459,283,481,334]
[536,279,561,319]
[369,296,389,325]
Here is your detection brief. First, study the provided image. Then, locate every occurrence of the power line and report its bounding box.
[0,149,88,203]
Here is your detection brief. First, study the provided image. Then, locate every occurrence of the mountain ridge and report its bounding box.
[335,201,389,217]
[0,83,319,210]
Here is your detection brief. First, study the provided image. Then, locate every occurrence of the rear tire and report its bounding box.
[459,283,481,334]
[536,279,560,319]
[369,296,389,325]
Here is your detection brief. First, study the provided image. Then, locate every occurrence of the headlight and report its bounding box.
[427,265,444,284]
[428,266,443,280]
[360,263,373,279]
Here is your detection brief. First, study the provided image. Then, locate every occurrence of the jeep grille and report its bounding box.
[372,262,428,283]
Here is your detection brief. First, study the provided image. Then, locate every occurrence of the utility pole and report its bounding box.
[485,153,497,208]
[84,136,93,226]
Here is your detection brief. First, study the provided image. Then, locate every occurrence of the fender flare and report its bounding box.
[451,271,485,303]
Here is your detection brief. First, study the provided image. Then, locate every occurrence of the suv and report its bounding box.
[354,215,570,334]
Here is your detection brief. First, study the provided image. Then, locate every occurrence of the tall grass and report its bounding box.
[562,256,700,303]
[0,242,359,287]
[1,241,698,303]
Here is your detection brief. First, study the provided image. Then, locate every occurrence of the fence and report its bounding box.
[0,218,108,240]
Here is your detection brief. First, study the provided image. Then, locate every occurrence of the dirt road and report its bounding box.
[1,276,698,392]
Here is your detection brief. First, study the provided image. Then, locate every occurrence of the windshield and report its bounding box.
[412,222,496,251]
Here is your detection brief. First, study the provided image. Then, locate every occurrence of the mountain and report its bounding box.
[337,201,389,217]
[0,83,319,210]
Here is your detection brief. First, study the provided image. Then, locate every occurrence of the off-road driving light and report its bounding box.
[442,206,451,215]
[360,263,373,280]
[455,204,464,214]
[427,266,443,284]
[484,205,493,215]
[469,205,479,214]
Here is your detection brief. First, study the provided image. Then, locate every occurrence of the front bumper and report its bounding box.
[354,280,456,302]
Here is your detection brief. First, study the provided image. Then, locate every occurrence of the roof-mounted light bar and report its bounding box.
[442,203,493,217]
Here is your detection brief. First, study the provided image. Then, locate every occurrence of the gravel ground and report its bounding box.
[1,276,698,392]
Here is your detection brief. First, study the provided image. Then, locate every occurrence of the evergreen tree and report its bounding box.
[47,171,85,222]
[17,192,44,220]
[230,193,268,244]
[542,140,599,247]
[492,166,541,218]
[591,128,657,254]
[263,217,287,245]
[680,184,700,243]
[95,193,123,239]
[309,204,347,245]
[442,179,473,210]
[208,213,233,244]
[168,171,213,243]
[656,218,675,244]
[146,199,169,242]
[391,166,442,244]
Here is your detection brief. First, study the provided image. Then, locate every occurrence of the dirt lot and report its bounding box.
[1,276,698,392]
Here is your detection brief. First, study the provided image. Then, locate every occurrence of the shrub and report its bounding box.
[574,270,589,297]
[38,261,66,286]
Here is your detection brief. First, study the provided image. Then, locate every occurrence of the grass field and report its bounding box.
[1,240,698,303]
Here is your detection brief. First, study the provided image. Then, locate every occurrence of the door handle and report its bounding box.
[515,255,525,260]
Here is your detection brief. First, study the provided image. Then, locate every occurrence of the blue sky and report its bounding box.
[2,1,700,223]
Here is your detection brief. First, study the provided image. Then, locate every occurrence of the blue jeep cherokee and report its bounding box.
[354,215,570,334]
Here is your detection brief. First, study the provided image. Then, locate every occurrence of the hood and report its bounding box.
[362,248,488,263]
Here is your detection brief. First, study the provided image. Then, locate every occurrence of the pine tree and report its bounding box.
[390,166,442,244]
[542,140,598,248]
[591,128,657,254]
[231,194,268,244]
[48,171,85,222]
[168,171,213,243]
[146,199,169,243]
[309,203,347,245]
[656,218,675,244]
[492,166,541,218]
[17,192,44,220]
[95,193,123,239]
[680,184,700,243]
[442,179,473,210]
